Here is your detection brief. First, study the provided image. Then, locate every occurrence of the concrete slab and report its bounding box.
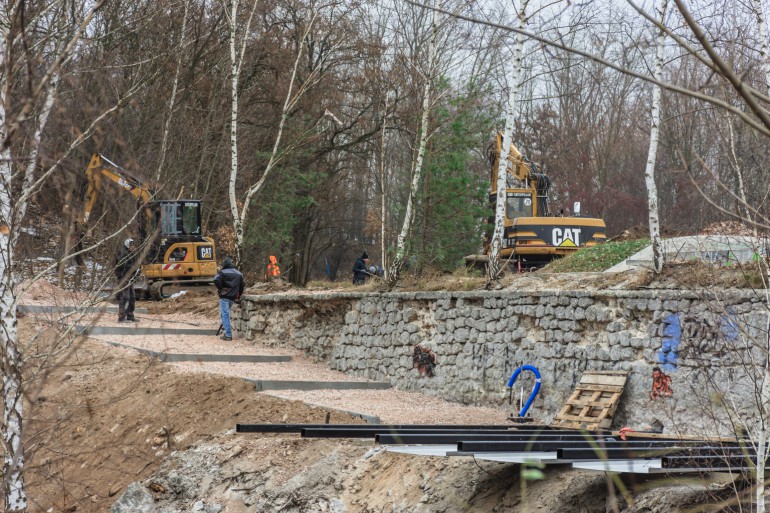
[471,451,559,464]
[386,445,459,457]
[19,304,148,314]
[247,379,391,392]
[96,339,291,363]
[606,235,769,272]
[76,325,218,336]
[572,459,751,474]
[572,459,663,473]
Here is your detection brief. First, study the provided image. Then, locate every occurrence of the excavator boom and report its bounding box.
[81,154,153,224]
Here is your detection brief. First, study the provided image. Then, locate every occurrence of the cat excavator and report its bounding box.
[77,153,217,298]
[465,133,606,268]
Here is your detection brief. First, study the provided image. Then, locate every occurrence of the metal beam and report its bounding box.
[235,424,516,434]
[559,445,747,461]
[457,439,704,454]
[306,428,520,439]
[375,432,621,446]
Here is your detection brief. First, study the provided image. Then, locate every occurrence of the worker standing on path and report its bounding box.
[115,238,139,323]
[214,256,245,341]
[266,255,281,281]
[352,252,369,285]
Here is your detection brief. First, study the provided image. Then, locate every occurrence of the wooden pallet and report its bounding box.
[551,371,628,430]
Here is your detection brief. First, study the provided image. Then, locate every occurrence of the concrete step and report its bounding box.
[19,304,149,314]
[97,339,291,363]
[246,379,392,392]
[76,325,218,336]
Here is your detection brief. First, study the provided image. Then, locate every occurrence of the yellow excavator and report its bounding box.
[465,133,606,268]
[78,153,217,298]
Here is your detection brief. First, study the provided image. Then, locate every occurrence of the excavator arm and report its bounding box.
[488,132,551,216]
[80,153,154,225]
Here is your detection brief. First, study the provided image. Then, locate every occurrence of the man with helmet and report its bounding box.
[115,238,139,323]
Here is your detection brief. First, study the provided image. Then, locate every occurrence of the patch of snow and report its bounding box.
[169,290,188,299]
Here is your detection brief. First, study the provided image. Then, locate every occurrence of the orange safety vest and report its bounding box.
[267,255,281,277]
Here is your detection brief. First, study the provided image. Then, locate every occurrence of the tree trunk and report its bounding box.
[155,0,190,184]
[0,228,25,512]
[488,0,529,283]
[386,1,439,288]
[645,0,666,274]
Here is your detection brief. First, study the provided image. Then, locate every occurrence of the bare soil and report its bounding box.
[21,283,506,513]
[19,270,755,512]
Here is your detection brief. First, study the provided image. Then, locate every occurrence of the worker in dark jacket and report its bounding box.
[352,252,369,285]
[115,238,139,323]
[213,256,245,341]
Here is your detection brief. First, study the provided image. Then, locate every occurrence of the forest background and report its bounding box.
[14,0,770,285]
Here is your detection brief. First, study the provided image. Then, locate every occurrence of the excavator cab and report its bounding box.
[157,200,202,237]
[140,199,217,296]
[505,191,534,219]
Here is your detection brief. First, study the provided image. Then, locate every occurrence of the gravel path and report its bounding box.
[66,306,512,425]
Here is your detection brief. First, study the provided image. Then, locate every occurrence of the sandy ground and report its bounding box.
[22,282,510,425]
[18,286,512,512]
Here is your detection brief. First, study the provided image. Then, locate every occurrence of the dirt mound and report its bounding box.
[15,278,93,306]
[610,224,686,242]
[700,220,758,236]
[148,287,219,316]
[23,319,363,513]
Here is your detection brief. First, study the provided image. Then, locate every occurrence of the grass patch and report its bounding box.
[543,239,651,273]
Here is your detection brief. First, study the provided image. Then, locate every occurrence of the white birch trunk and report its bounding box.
[227,0,243,263]
[1,8,23,507]
[386,2,439,288]
[757,309,770,513]
[379,96,390,278]
[0,146,26,513]
[487,0,529,282]
[753,1,770,497]
[755,0,770,94]
[644,0,666,274]
[229,4,312,265]
[155,0,191,184]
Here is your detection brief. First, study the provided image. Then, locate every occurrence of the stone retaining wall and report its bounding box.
[233,288,769,434]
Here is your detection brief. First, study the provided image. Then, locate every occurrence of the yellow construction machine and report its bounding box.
[465,133,606,268]
[78,153,217,298]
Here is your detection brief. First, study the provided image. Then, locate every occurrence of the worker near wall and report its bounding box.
[214,256,245,341]
[266,255,281,281]
[352,252,369,285]
[115,238,139,323]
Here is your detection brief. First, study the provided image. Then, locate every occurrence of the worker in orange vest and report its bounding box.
[266,255,281,281]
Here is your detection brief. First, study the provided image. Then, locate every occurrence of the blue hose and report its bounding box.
[506,364,542,417]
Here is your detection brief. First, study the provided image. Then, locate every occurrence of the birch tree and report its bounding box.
[644,0,666,274]
[225,0,337,265]
[386,0,440,287]
[155,0,192,184]
[0,2,106,509]
[487,0,529,283]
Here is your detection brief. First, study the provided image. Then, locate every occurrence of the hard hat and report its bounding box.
[124,238,134,248]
